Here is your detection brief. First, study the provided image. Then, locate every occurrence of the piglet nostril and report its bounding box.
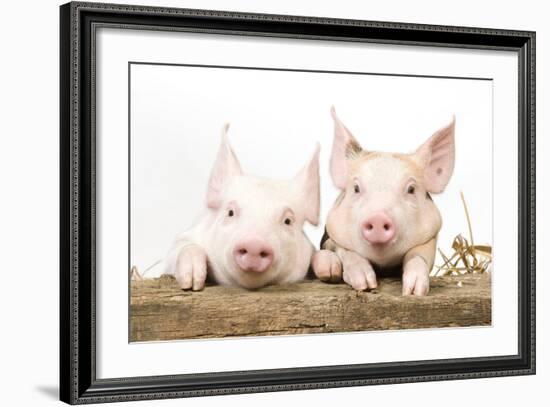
[260,251,268,258]
[383,223,390,231]
[366,223,374,231]
[238,248,247,256]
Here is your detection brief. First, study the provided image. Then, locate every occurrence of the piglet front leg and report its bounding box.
[314,237,377,290]
[174,244,208,291]
[402,238,436,296]
[339,249,377,291]
[312,236,343,283]
[312,250,342,283]
[312,236,345,283]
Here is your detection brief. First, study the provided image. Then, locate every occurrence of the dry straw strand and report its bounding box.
[434,191,492,277]
[130,259,163,280]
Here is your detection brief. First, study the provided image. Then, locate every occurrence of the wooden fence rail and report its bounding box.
[130,273,490,342]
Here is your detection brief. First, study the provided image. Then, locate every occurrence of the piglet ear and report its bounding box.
[414,116,456,194]
[206,123,243,209]
[293,143,321,226]
[330,106,363,189]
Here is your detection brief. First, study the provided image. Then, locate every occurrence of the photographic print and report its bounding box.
[129,62,492,342]
[61,2,534,403]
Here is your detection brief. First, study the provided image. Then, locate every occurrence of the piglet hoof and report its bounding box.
[341,251,377,291]
[312,250,342,283]
[402,256,430,296]
[175,245,208,291]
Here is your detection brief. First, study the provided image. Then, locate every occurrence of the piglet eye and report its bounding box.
[284,218,292,226]
[354,184,360,194]
[407,185,416,195]
[228,209,234,217]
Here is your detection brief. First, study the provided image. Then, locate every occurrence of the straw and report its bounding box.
[130,259,163,281]
[433,192,492,277]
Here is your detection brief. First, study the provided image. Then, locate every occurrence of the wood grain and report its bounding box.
[130,274,491,341]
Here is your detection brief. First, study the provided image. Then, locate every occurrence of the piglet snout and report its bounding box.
[362,212,396,245]
[233,239,274,273]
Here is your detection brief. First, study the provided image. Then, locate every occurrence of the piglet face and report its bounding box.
[205,126,320,289]
[208,177,310,288]
[326,107,455,267]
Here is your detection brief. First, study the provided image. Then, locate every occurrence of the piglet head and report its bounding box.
[205,124,320,288]
[326,107,455,267]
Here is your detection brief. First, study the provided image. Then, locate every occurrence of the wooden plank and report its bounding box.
[130,273,491,342]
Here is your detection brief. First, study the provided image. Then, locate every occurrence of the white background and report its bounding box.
[130,63,493,277]
[0,0,546,406]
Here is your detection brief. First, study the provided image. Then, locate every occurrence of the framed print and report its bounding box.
[59,1,536,404]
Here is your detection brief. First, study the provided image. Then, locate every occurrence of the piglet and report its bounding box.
[312,107,455,295]
[164,124,321,290]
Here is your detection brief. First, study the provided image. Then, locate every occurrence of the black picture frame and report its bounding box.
[60,1,536,404]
